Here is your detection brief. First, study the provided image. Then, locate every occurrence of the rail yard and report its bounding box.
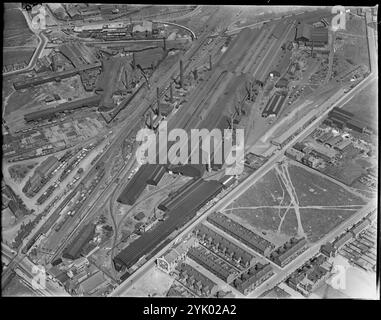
[2,4,378,301]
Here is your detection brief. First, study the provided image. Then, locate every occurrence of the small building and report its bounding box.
[320,242,336,257]
[285,147,305,161]
[134,211,145,221]
[157,237,197,273]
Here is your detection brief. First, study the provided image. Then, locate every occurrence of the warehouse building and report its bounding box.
[36,156,60,178]
[233,263,273,295]
[117,164,161,205]
[14,62,101,90]
[146,165,166,186]
[113,179,223,271]
[262,92,286,118]
[270,237,307,267]
[295,23,329,47]
[24,95,101,122]
[194,223,255,269]
[167,164,205,178]
[207,212,274,256]
[158,178,204,212]
[175,263,218,297]
[62,224,96,260]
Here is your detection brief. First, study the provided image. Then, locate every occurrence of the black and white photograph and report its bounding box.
[2,3,379,305]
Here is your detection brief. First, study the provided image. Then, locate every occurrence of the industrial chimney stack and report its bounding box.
[156,87,160,116]
[170,82,174,102]
[179,59,184,88]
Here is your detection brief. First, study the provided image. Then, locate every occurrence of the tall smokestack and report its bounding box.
[156,87,160,116]
[125,70,129,89]
[193,69,198,81]
[209,55,212,71]
[132,53,136,69]
[170,82,173,102]
[179,59,184,88]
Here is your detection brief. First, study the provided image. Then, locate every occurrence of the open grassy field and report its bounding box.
[4,4,36,47]
[2,275,37,297]
[227,163,368,244]
[300,208,356,243]
[287,164,367,207]
[3,48,35,67]
[341,79,378,130]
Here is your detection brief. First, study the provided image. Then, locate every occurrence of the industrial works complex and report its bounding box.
[3,3,377,300]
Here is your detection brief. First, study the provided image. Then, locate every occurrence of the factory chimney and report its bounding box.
[179,59,184,88]
[156,87,160,116]
[170,82,174,102]
[209,54,212,71]
[193,69,198,81]
[132,53,136,69]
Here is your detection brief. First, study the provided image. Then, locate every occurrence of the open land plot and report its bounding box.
[300,208,357,243]
[121,266,174,297]
[320,145,375,186]
[2,275,37,297]
[3,48,35,67]
[8,162,38,183]
[4,5,37,47]
[287,164,367,207]
[341,79,378,129]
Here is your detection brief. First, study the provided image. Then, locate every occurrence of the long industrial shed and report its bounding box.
[113,179,223,271]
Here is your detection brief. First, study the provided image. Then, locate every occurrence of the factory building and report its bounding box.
[207,212,274,257]
[158,178,204,212]
[295,23,329,47]
[233,263,273,295]
[14,62,101,90]
[24,95,101,122]
[36,156,60,178]
[270,237,307,267]
[62,224,96,260]
[175,263,218,297]
[187,246,237,283]
[113,179,223,271]
[117,164,161,205]
[146,165,166,186]
[262,92,286,118]
[194,223,255,269]
[167,164,205,178]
